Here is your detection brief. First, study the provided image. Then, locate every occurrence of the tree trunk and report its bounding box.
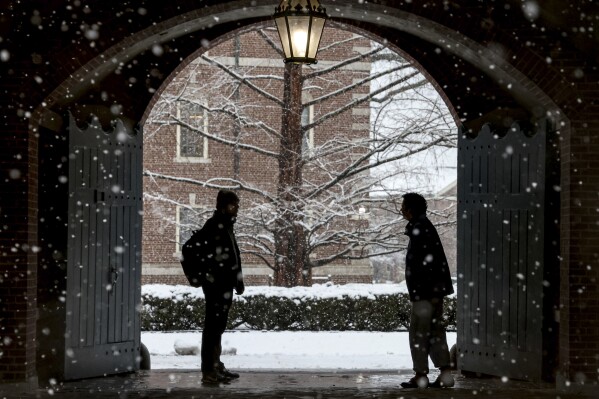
[273,63,310,287]
[233,34,241,180]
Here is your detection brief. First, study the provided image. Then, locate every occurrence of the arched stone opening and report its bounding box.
[138,21,460,290]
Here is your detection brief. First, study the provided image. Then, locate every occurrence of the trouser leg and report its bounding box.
[201,289,232,373]
[428,297,451,369]
[215,340,222,368]
[409,300,434,374]
[201,294,219,372]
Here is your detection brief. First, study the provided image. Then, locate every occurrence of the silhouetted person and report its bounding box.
[399,192,454,389]
[183,190,244,383]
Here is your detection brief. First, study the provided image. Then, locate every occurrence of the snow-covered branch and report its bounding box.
[143,171,278,204]
[200,54,284,106]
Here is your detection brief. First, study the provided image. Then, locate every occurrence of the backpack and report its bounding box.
[180,229,207,287]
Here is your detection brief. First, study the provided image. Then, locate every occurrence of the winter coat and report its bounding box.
[404,214,454,302]
[183,211,244,293]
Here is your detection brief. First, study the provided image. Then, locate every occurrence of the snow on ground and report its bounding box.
[142,283,456,370]
[142,330,456,370]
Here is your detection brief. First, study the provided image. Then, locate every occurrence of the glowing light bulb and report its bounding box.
[292,30,308,57]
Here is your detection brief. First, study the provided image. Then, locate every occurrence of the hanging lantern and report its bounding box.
[273,0,327,64]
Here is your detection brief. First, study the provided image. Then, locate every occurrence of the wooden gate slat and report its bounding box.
[458,136,469,353]
[517,209,528,351]
[99,146,111,346]
[86,148,99,347]
[80,148,92,347]
[491,204,502,348]
[479,208,488,347]
[131,145,141,342]
[68,149,81,349]
[93,201,104,346]
[500,208,511,348]
[125,147,134,342]
[112,197,120,343]
[122,205,131,341]
[472,208,480,344]
[508,209,518,348]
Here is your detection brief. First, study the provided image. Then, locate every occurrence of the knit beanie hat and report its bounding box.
[216,189,239,210]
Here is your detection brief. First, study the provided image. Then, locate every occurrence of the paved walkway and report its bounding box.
[1,370,597,399]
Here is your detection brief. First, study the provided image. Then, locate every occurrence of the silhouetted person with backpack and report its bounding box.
[399,192,455,389]
[181,190,245,383]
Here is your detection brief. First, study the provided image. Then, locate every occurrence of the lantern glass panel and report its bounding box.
[307,17,325,59]
[274,16,292,59]
[286,15,311,58]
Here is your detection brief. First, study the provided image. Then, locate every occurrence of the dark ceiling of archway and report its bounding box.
[86,18,523,132]
[74,19,272,124]
[1,0,596,132]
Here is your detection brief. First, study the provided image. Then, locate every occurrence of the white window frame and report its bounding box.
[175,103,210,163]
[175,205,207,255]
[302,104,314,155]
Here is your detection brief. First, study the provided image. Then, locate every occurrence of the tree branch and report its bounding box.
[200,54,284,106]
[302,45,387,81]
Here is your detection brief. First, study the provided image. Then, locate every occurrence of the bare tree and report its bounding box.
[143,26,457,287]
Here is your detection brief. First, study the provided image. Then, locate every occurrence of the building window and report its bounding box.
[302,105,314,155]
[176,206,202,253]
[176,102,209,162]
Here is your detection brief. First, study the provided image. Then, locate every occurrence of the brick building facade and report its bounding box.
[142,27,375,285]
[370,181,458,283]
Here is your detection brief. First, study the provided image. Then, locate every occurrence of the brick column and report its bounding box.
[0,111,39,384]
[557,115,599,390]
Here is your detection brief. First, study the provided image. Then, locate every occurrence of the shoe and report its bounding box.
[430,371,455,388]
[217,365,240,379]
[201,370,230,384]
[400,374,429,388]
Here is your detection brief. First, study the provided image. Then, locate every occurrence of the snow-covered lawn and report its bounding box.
[142,283,457,370]
[142,330,456,370]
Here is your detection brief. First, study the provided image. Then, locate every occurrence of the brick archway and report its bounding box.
[1,0,597,390]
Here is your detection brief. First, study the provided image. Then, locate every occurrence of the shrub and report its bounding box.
[141,287,456,332]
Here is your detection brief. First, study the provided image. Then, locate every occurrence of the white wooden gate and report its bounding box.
[456,120,559,381]
[64,114,143,379]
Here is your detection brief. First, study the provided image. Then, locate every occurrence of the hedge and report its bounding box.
[141,289,456,332]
